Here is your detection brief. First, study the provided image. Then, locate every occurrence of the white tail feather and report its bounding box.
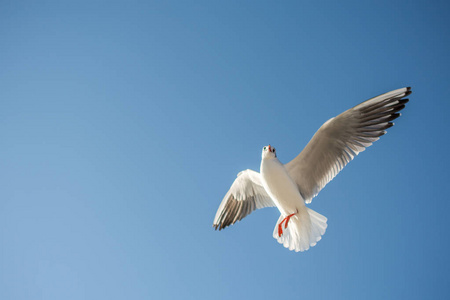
[273,207,327,252]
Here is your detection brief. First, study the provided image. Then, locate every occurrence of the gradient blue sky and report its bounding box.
[1,1,449,299]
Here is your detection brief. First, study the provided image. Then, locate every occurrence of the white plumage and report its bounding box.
[213,87,411,252]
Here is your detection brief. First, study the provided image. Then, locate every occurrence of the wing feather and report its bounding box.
[284,87,411,202]
[213,169,275,230]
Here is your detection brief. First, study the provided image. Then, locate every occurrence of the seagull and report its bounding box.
[213,87,411,252]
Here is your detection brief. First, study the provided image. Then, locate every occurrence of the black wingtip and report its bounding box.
[395,104,406,113]
[404,87,412,97]
[389,113,401,122]
[213,223,224,231]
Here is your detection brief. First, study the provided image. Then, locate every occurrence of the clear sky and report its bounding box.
[1,0,449,299]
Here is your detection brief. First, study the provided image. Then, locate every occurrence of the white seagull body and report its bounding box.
[213,87,411,252]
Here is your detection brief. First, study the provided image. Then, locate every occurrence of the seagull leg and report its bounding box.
[278,211,297,237]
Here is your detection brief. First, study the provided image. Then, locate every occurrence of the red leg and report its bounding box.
[284,213,296,229]
[277,212,297,237]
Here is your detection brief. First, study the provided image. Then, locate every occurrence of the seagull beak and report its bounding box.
[268,145,271,152]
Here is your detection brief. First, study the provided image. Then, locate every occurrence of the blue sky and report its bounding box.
[1,0,449,299]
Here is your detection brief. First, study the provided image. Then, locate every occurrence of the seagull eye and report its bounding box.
[273,148,275,152]
[264,147,266,151]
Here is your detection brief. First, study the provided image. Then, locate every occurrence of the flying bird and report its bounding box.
[213,87,411,252]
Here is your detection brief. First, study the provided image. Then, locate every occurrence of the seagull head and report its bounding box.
[262,144,277,159]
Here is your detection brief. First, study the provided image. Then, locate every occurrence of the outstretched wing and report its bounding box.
[285,87,411,202]
[213,169,275,230]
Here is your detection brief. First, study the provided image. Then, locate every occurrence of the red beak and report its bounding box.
[268,145,271,152]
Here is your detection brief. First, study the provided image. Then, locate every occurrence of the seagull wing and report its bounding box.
[213,169,275,230]
[284,87,411,203]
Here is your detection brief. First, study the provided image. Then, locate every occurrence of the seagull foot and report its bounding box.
[278,211,297,237]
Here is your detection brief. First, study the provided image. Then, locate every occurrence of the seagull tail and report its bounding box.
[273,207,327,252]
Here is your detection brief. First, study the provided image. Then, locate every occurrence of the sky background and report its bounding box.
[1,0,449,299]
